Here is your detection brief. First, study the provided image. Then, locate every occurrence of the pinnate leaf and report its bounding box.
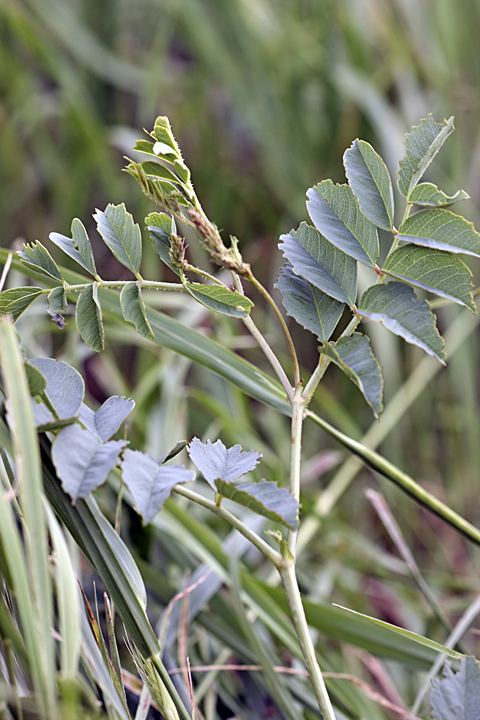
[122,449,195,524]
[279,223,357,305]
[408,183,469,207]
[275,265,344,343]
[184,282,253,318]
[49,218,97,276]
[188,438,261,491]
[358,282,445,363]
[397,208,480,258]
[383,245,475,311]
[215,479,299,530]
[52,424,127,501]
[18,241,63,281]
[429,657,480,720]
[94,203,142,275]
[344,140,394,231]
[120,282,154,339]
[398,115,454,198]
[320,334,383,418]
[306,181,379,266]
[0,287,43,321]
[76,283,104,352]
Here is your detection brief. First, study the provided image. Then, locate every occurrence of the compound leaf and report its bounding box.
[397,208,480,258]
[18,241,63,281]
[76,283,104,352]
[188,438,261,491]
[383,245,475,311]
[184,282,253,318]
[94,203,142,275]
[120,282,154,340]
[306,181,379,266]
[279,223,357,305]
[320,334,383,418]
[408,183,469,207]
[398,115,455,198]
[0,287,43,321]
[122,449,194,525]
[52,425,127,502]
[344,139,394,231]
[358,282,445,363]
[215,479,299,530]
[275,264,344,343]
[49,218,97,276]
[429,657,480,720]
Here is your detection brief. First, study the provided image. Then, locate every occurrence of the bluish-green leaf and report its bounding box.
[0,287,43,321]
[94,396,135,442]
[215,479,299,530]
[188,438,261,491]
[122,449,195,525]
[383,245,475,311]
[94,203,142,275]
[398,115,455,198]
[147,225,182,276]
[275,265,344,343]
[29,358,85,425]
[49,218,97,276]
[47,286,67,316]
[52,425,127,502]
[429,657,480,720]
[306,181,378,266]
[279,223,357,305]
[358,282,445,363]
[76,283,104,352]
[18,241,63,281]
[184,282,253,318]
[409,183,470,207]
[120,282,154,339]
[24,362,47,397]
[145,212,176,234]
[344,140,394,231]
[397,208,480,258]
[320,334,383,418]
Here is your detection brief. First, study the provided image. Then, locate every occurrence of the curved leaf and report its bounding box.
[147,225,182,276]
[306,181,378,266]
[24,362,47,397]
[140,160,181,184]
[429,657,480,720]
[76,282,104,352]
[49,219,97,276]
[279,223,357,305]
[344,139,394,231]
[122,449,194,525]
[184,282,253,318]
[18,241,63,281]
[94,203,142,275]
[321,334,383,418]
[188,438,261,491]
[120,282,154,339]
[152,116,181,157]
[397,208,480,258]
[47,286,67,316]
[383,245,475,311]
[0,287,43,321]
[358,282,445,363]
[29,358,85,425]
[52,424,127,501]
[275,264,344,343]
[409,183,469,207]
[215,478,299,530]
[398,115,455,198]
[95,396,135,442]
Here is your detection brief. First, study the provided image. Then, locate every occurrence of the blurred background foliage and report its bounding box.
[2,0,480,715]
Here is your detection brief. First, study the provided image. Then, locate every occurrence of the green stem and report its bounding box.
[279,564,336,720]
[306,409,480,547]
[287,385,305,554]
[64,280,185,292]
[173,485,282,567]
[242,314,294,402]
